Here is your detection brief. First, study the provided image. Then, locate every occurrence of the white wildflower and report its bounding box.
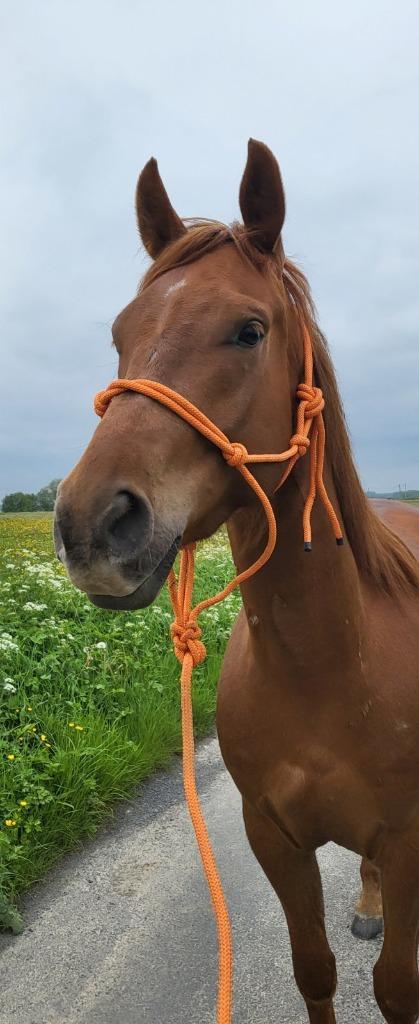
[95,641,107,650]
[23,602,48,612]
[0,634,19,652]
[3,682,17,694]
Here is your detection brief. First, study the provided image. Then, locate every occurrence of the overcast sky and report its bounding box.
[1,0,418,497]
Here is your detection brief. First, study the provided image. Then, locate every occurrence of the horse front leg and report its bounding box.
[242,798,336,1024]
[373,836,419,1024]
[351,856,383,939]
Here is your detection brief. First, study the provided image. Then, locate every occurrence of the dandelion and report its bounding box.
[27,706,33,712]
[19,800,28,807]
[40,734,47,742]
[7,754,15,761]
[4,819,16,827]
[68,722,75,728]
[74,724,84,732]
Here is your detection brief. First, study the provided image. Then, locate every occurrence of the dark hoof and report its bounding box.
[351,913,383,940]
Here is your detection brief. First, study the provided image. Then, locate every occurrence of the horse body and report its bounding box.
[218,485,419,1023]
[55,140,419,1022]
[219,491,419,854]
[219,496,419,851]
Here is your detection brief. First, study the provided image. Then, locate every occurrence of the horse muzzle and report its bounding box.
[54,485,181,609]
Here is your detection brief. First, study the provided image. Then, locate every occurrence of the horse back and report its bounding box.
[371,498,419,561]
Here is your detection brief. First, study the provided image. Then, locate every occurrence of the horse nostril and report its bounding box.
[105,490,154,560]
[53,513,65,563]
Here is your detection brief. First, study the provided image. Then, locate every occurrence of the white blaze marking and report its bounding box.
[164,278,186,298]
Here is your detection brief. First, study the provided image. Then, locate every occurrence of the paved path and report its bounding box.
[0,738,383,1023]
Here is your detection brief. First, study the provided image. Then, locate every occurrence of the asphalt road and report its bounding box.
[0,737,383,1023]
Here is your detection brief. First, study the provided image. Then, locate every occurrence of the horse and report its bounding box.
[54,139,419,1023]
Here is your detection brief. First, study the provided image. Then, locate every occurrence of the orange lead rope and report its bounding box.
[94,321,343,1024]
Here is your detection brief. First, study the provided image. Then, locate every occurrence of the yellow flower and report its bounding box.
[7,754,15,761]
[74,724,84,732]
[45,742,52,748]
[40,734,47,742]
[4,819,16,827]
[27,706,32,712]
[19,800,28,807]
[68,722,75,728]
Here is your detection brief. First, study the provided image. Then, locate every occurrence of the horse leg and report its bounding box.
[373,840,419,1024]
[243,798,336,1024]
[351,856,383,939]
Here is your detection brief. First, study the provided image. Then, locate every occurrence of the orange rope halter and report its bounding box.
[94,320,343,1024]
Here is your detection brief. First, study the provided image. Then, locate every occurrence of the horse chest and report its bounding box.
[217,672,382,852]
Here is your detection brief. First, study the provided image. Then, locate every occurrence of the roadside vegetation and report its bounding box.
[0,514,240,931]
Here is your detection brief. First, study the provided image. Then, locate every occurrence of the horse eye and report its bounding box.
[236,321,265,347]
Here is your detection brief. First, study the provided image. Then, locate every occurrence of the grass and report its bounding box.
[0,514,240,932]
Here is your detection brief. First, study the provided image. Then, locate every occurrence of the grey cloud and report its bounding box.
[1,0,418,496]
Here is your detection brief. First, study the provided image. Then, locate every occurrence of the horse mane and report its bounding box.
[141,220,419,598]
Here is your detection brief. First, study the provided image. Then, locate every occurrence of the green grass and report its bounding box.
[0,514,240,931]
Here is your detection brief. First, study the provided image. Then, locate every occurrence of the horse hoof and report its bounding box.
[351,913,383,940]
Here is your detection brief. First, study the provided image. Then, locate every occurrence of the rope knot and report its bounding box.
[94,389,111,418]
[296,383,325,418]
[170,619,207,666]
[290,433,310,457]
[223,441,248,468]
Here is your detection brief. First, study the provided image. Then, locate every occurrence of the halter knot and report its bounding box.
[290,433,310,457]
[170,619,207,666]
[296,383,325,418]
[223,441,248,468]
[94,388,113,418]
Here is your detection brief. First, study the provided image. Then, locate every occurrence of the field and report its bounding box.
[0,514,240,931]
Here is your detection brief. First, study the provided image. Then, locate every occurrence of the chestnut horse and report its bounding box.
[55,140,419,1023]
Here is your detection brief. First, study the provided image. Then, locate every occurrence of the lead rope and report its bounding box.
[94,320,343,1024]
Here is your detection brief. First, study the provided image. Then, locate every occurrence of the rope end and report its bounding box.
[304,541,312,552]
[336,536,344,546]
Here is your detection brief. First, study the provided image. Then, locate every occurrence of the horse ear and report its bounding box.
[239,139,286,253]
[136,157,186,259]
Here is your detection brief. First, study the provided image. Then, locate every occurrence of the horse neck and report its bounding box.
[227,460,365,682]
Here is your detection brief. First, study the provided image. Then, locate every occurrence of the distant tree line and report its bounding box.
[366,489,419,501]
[1,479,61,513]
